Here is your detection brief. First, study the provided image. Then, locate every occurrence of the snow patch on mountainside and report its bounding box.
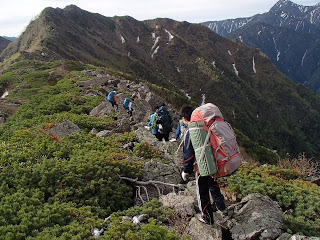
[232,63,239,76]
[201,94,206,105]
[151,46,159,58]
[121,36,125,44]
[151,36,160,51]
[277,51,281,61]
[301,50,308,66]
[1,91,8,98]
[165,29,174,42]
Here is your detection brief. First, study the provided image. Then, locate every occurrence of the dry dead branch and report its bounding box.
[278,153,319,177]
[117,174,184,204]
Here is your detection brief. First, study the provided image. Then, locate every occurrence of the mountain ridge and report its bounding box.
[202,0,320,94]
[0,36,11,54]
[1,5,320,160]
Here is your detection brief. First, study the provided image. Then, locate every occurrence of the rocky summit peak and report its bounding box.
[64,4,82,12]
[270,0,292,12]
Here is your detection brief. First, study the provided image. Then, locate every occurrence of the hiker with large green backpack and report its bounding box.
[189,103,241,178]
[180,104,241,225]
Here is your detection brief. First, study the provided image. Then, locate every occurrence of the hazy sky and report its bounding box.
[1,0,319,37]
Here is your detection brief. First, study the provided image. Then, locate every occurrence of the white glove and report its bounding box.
[181,171,189,181]
[169,138,176,142]
[144,126,150,130]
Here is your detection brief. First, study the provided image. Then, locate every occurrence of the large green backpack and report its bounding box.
[189,103,242,177]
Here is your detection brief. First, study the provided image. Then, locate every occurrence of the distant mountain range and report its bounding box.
[0,36,11,53]
[2,36,16,42]
[202,0,320,94]
[1,4,320,160]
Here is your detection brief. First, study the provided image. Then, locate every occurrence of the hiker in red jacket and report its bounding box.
[180,105,226,225]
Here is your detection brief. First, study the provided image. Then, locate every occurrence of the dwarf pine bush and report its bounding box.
[228,164,320,236]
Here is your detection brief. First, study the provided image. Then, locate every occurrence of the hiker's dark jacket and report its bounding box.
[183,130,195,174]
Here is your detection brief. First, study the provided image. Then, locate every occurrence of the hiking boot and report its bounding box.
[195,213,213,225]
[195,213,207,224]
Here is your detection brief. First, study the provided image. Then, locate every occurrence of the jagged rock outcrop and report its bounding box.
[47,119,81,139]
[160,186,285,240]
[0,98,24,126]
[80,73,167,128]
[0,36,11,54]
[278,233,320,240]
[132,125,185,205]
[160,192,196,217]
[74,71,186,207]
[225,193,283,240]
[187,217,223,240]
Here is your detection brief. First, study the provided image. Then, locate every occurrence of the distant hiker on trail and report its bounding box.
[170,118,187,142]
[123,97,133,117]
[179,104,226,225]
[146,104,172,142]
[107,91,118,110]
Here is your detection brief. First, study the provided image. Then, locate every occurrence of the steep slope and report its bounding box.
[228,22,320,90]
[203,0,320,36]
[2,36,16,41]
[1,5,320,160]
[0,36,11,54]
[202,0,320,94]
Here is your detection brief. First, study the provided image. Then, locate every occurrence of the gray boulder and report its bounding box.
[48,120,80,139]
[144,92,165,108]
[75,76,109,88]
[289,235,320,240]
[277,234,320,240]
[96,130,113,138]
[187,217,222,240]
[143,159,181,184]
[159,192,196,216]
[226,193,284,240]
[90,102,116,117]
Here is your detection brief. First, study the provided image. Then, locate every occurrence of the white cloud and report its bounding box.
[1,0,319,37]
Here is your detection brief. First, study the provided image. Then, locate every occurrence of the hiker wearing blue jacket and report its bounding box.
[107,91,118,110]
[180,105,226,225]
[123,97,133,117]
[176,118,187,139]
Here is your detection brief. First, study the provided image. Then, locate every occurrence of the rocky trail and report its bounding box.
[1,68,316,240]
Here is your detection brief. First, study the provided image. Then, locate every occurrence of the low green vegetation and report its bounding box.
[149,84,192,110]
[1,58,319,238]
[133,142,164,161]
[100,199,184,240]
[0,60,185,239]
[228,164,320,236]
